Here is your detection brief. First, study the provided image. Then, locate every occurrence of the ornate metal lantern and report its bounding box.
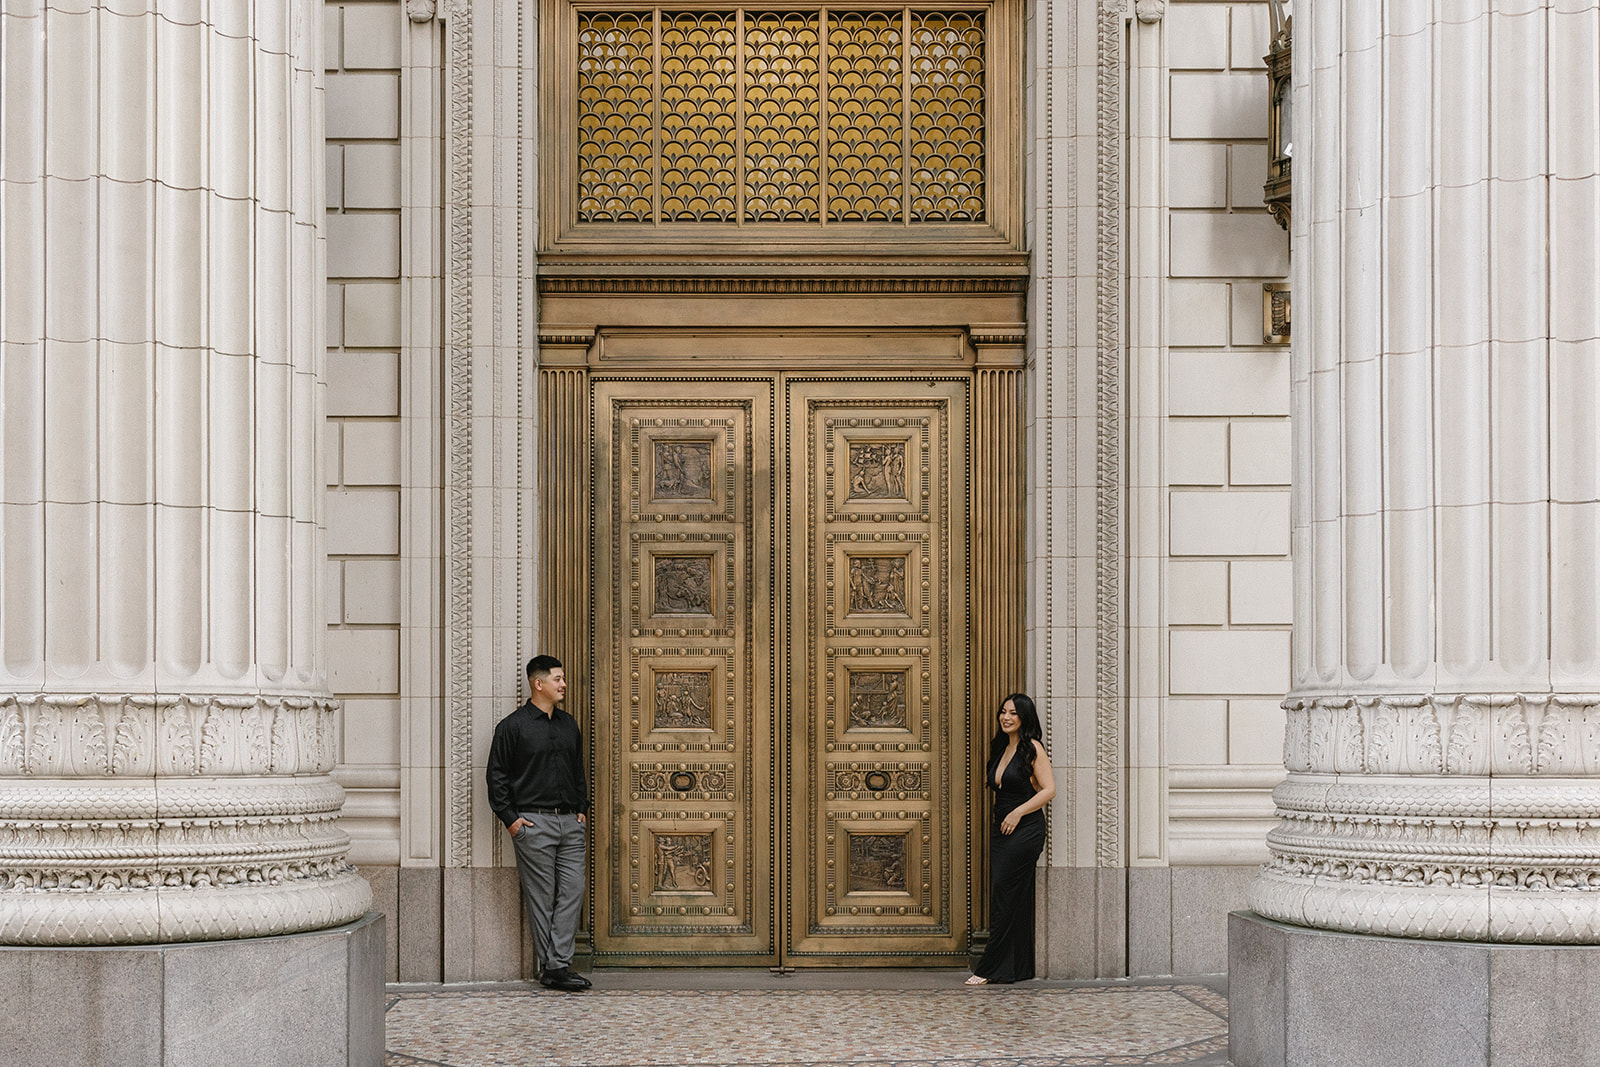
[1263,0,1292,230]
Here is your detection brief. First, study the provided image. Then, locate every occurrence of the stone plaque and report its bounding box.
[848,833,907,893]
[847,442,906,499]
[654,441,714,499]
[654,832,714,892]
[654,556,714,614]
[847,670,908,729]
[847,556,906,614]
[655,671,713,729]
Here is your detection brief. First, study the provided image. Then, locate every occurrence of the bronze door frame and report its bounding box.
[539,329,1024,968]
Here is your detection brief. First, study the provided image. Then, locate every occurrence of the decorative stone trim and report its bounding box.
[0,869,371,945]
[0,771,368,944]
[1249,865,1600,944]
[1134,0,1166,23]
[1093,0,1127,869]
[444,0,476,870]
[1283,694,1600,776]
[1255,766,1600,941]
[0,695,338,778]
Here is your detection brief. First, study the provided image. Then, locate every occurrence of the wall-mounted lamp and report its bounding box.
[1263,0,1292,231]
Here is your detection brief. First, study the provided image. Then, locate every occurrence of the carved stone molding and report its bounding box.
[1283,694,1600,776]
[0,869,371,946]
[0,694,338,778]
[0,769,368,944]
[1249,866,1600,944]
[1256,701,1600,940]
[444,0,475,869]
[1093,0,1126,869]
[1134,0,1166,23]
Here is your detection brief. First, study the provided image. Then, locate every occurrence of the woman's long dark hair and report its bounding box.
[985,692,1043,790]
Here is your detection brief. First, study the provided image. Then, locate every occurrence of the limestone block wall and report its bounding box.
[324,0,405,871]
[1124,0,1291,976]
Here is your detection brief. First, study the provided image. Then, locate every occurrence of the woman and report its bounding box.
[966,693,1055,985]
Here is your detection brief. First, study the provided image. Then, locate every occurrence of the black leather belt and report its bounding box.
[526,807,580,815]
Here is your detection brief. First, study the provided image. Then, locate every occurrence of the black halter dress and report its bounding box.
[972,749,1047,982]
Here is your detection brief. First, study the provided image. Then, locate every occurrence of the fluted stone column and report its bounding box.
[1248,0,1600,943]
[0,0,370,943]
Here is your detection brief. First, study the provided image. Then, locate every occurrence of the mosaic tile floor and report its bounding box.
[385,975,1230,1067]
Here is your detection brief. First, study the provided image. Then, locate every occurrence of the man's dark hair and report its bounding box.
[527,654,563,680]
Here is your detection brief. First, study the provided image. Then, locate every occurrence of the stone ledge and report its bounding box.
[1229,910,1600,1067]
[0,912,384,1067]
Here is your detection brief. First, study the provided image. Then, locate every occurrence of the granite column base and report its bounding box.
[1229,910,1600,1067]
[0,911,385,1067]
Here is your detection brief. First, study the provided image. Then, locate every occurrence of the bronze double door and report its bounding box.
[590,376,972,966]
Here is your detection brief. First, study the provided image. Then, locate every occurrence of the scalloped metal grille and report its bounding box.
[661,12,739,220]
[827,10,902,221]
[745,12,821,220]
[578,12,655,221]
[575,7,986,225]
[909,12,985,220]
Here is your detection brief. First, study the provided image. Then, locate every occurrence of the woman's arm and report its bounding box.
[998,741,1057,833]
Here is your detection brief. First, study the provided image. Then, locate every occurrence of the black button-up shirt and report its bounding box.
[485,701,587,826]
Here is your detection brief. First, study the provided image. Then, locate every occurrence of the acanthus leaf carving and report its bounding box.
[0,701,23,775]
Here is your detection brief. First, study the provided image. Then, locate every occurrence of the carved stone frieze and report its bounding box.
[0,770,368,944]
[1283,694,1600,776]
[1257,698,1600,941]
[0,694,338,778]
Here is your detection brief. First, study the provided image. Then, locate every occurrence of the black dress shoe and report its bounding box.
[539,968,590,991]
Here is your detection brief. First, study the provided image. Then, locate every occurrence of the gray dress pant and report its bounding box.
[510,812,587,972]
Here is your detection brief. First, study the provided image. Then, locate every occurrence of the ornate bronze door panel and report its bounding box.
[784,379,970,963]
[592,380,775,964]
[590,375,970,966]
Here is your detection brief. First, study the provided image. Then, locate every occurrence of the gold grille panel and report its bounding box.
[827,10,902,221]
[746,12,821,220]
[574,7,986,225]
[660,12,739,220]
[577,12,655,220]
[910,13,985,220]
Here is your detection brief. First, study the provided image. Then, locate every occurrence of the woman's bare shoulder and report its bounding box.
[1030,739,1049,759]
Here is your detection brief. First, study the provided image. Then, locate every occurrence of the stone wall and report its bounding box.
[1122,0,1291,976]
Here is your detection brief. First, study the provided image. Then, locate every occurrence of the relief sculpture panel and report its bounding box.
[848,833,908,893]
[654,671,713,729]
[848,442,907,499]
[655,833,716,892]
[654,441,714,499]
[654,556,715,615]
[847,556,907,614]
[847,670,909,729]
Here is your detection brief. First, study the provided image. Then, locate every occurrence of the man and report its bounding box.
[486,655,591,991]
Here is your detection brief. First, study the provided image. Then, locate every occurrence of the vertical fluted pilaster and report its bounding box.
[0,0,368,944]
[1252,0,1600,943]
